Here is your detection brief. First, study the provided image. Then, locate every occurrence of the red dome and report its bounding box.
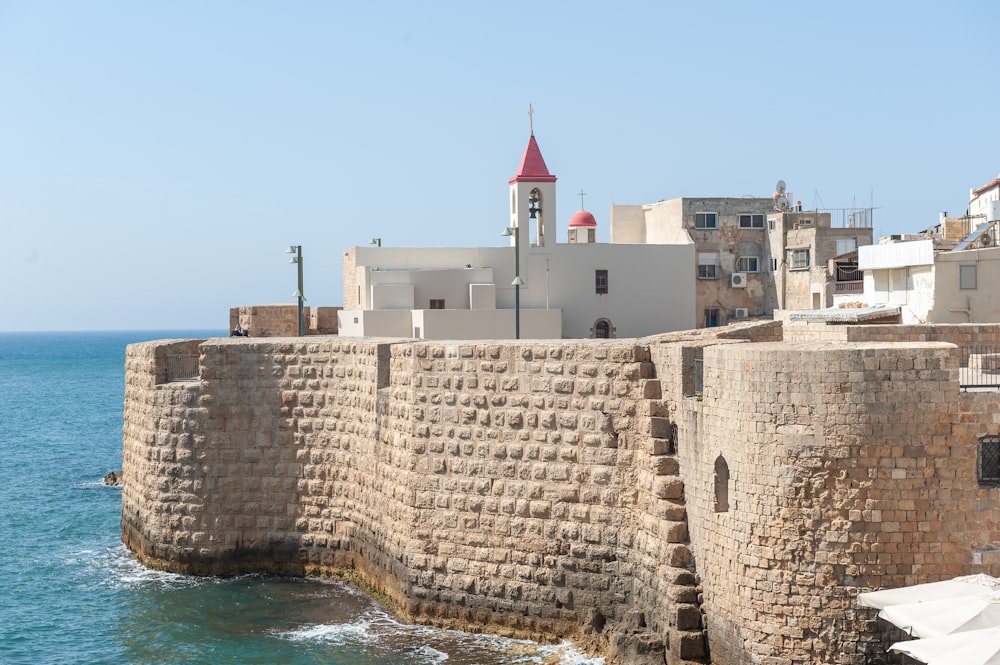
[568,210,597,227]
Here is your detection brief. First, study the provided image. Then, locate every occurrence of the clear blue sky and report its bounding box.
[1,1,997,332]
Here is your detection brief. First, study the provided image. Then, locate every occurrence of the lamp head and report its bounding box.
[501,227,513,237]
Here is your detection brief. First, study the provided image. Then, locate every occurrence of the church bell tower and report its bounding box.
[508,105,557,251]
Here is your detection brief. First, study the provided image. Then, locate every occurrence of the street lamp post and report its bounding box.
[501,226,524,339]
[286,245,304,336]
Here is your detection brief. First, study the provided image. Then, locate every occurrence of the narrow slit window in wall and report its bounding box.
[714,455,730,512]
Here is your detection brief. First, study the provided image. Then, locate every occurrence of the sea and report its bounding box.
[0,331,602,665]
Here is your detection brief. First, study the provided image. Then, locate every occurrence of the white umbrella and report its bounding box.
[891,626,1000,665]
[877,595,1000,638]
[859,574,1000,611]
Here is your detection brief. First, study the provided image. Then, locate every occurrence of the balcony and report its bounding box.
[834,281,864,294]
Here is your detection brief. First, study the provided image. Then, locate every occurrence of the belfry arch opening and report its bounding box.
[528,188,544,247]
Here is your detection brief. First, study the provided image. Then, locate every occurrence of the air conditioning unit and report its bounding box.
[730,272,747,288]
[735,308,749,319]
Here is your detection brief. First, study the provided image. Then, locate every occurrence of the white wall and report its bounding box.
[346,239,696,339]
[858,240,934,271]
[337,309,413,337]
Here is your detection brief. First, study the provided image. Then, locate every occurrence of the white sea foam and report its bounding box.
[276,614,378,644]
[81,544,207,590]
[277,611,604,665]
[411,644,449,663]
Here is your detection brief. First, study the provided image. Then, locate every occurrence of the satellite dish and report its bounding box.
[773,180,789,211]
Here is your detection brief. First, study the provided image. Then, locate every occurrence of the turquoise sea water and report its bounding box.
[0,331,601,665]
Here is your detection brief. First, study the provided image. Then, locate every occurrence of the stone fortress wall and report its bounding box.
[121,322,1000,665]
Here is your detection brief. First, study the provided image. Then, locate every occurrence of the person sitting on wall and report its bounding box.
[231,324,248,337]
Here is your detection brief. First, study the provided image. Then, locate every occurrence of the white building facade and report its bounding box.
[858,235,1000,324]
[338,133,696,340]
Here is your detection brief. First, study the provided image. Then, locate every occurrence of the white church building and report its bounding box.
[337,131,695,340]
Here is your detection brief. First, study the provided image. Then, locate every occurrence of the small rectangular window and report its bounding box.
[695,212,718,229]
[771,258,778,272]
[768,219,776,231]
[429,299,445,309]
[704,308,721,327]
[739,214,764,228]
[595,269,609,294]
[961,264,978,290]
[836,238,857,256]
[788,248,810,270]
[698,253,719,279]
[980,436,1000,484]
[736,256,760,273]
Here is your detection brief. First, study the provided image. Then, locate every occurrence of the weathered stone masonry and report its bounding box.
[122,323,1000,665]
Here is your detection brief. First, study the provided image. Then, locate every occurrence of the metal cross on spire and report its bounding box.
[578,189,587,210]
[528,103,534,135]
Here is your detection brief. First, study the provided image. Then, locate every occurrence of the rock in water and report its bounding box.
[103,470,122,486]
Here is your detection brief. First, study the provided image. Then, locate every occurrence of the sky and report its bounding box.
[1,1,998,332]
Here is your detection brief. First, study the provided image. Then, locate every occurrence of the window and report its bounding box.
[836,238,857,256]
[795,218,813,229]
[429,299,445,309]
[714,455,730,512]
[739,214,764,229]
[736,256,760,273]
[788,248,810,270]
[593,319,613,338]
[704,308,721,327]
[768,219,776,231]
[698,253,719,279]
[961,264,978,290]
[695,212,718,229]
[980,436,1000,485]
[595,269,609,294]
[771,258,778,272]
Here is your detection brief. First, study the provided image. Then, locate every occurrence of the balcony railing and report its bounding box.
[834,281,864,294]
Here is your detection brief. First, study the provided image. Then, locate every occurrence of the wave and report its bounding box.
[275,608,604,664]
[75,544,209,590]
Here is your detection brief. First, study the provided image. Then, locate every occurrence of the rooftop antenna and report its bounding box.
[813,191,826,210]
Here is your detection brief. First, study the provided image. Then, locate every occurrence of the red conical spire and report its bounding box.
[509,134,557,184]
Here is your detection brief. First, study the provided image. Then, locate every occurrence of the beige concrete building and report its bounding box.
[612,197,777,325]
[611,196,874,326]
[767,209,874,310]
[338,133,696,340]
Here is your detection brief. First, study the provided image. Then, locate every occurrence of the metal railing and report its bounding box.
[834,281,864,294]
[165,354,199,382]
[961,346,1000,390]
